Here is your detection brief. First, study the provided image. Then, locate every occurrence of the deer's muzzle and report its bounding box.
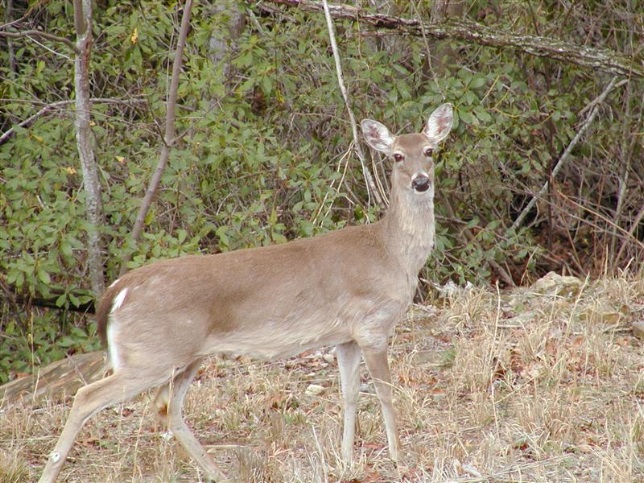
[411,174,431,193]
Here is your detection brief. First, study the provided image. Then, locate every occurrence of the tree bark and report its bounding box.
[74,0,105,298]
[208,0,246,75]
[260,0,643,79]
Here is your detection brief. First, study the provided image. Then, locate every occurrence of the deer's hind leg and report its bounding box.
[153,358,228,482]
[39,369,168,483]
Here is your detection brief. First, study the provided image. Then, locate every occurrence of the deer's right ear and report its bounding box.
[424,103,454,144]
[361,119,395,155]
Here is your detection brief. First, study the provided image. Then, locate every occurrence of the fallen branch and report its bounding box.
[260,0,643,79]
[0,352,104,407]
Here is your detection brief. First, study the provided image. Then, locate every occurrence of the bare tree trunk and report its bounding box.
[3,0,18,73]
[74,0,105,298]
[208,0,245,76]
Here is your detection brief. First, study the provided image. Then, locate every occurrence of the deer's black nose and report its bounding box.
[412,175,430,192]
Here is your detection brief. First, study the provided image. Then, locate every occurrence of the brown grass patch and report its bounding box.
[2,273,643,482]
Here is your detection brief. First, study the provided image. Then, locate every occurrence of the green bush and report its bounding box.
[0,1,640,382]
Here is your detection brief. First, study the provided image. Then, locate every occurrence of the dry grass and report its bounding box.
[2,273,643,482]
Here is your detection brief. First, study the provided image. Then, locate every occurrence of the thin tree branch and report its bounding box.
[0,98,146,146]
[120,0,194,275]
[555,191,644,253]
[0,29,78,53]
[321,0,381,207]
[511,77,628,231]
[610,79,634,265]
[0,100,70,145]
[261,0,643,79]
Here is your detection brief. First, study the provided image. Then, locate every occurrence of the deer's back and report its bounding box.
[99,223,413,363]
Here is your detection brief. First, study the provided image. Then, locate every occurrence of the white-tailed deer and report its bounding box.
[39,103,454,482]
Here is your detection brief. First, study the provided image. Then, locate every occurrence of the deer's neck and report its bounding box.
[379,189,436,276]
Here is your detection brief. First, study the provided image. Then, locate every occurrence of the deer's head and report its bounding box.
[361,103,454,199]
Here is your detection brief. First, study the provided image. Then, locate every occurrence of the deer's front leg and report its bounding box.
[362,346,400,462]
[336,341,362,462]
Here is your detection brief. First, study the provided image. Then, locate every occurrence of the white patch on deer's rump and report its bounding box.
[106,288,128,371]
[111,288,128,313]
[106,319,121,371]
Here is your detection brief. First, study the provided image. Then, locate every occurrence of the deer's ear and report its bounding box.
[424,103,454,144]
[361,119,395,155]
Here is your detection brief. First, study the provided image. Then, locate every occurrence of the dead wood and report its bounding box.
[0,351,105,408]
[261,0,643,79]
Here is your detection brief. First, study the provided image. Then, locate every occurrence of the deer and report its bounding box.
[39,103,454,482]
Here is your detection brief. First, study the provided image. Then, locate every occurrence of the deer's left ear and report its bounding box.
[424,103,454,144]
[361,119,395,155]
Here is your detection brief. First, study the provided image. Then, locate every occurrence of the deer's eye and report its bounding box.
[393,153,404,162]
[423,147,433,157]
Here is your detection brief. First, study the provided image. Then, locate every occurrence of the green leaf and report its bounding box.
[56,293,67,308]
[38,268,51,285]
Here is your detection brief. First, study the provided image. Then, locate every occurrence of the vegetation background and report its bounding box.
[0,0,642,480]
[1,0,641,382]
